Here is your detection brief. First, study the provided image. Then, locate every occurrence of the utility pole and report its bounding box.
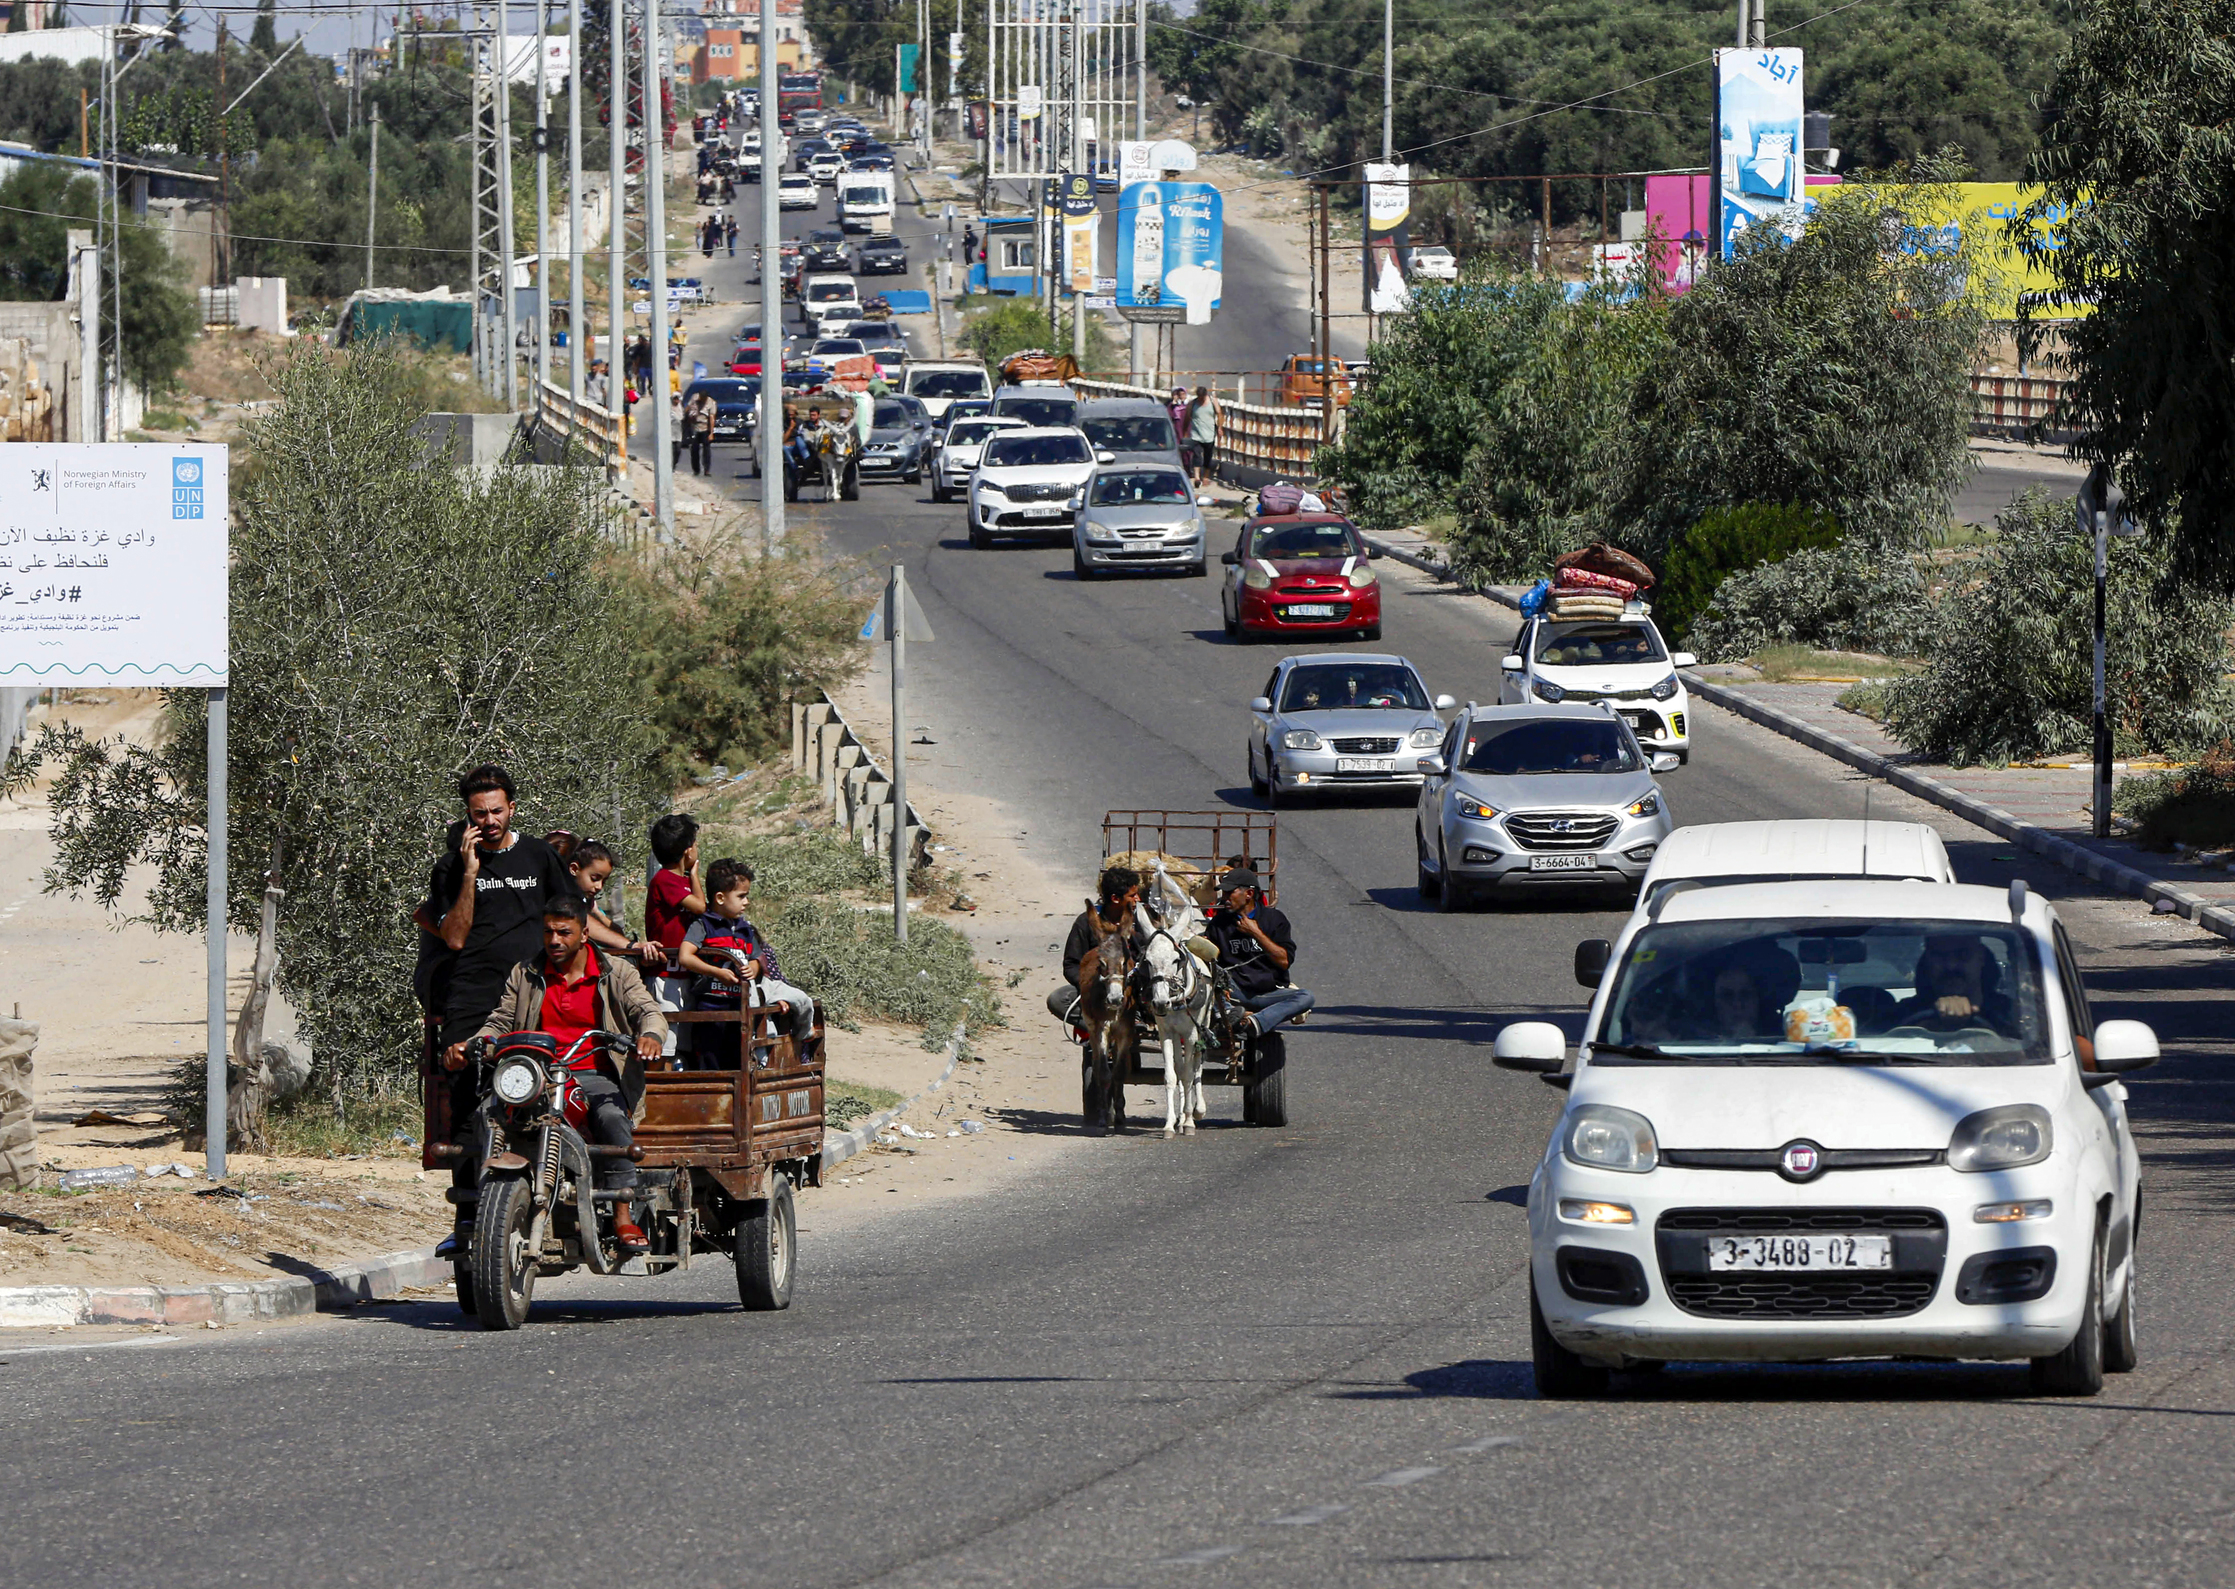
[364,102,380,291]
[759,0,784,548]
[642,0,674,535]
[1131,0,1145,380]
[1381,0,1393,161]
[1070,0,1085,363]
[607,0,625,409]
[566,0,585,404]
[535,0,552,394]
[215,18,229,284]
[492,7,520,410]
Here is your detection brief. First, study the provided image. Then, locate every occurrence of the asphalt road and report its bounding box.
[11,155,2232,1589]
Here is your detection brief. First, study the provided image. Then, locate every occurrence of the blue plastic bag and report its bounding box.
[1518,578,1550,617]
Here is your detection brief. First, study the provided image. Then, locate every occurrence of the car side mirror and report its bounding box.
[1249,696,1273,713]
[1649,751,1681,773]
[1670,652,1698,669]
[1197,495,1213,507]
[1432,694,1456,711]
[1367,547,1382,559]
[1501,655,1523,671]
[1097,451,1116,464]
[1220,551,1239,566]
[1574,939,1612,988]
[1492,1021,1566,1073]
[1415,755,1447,777]
[2091,1019,2159,1074]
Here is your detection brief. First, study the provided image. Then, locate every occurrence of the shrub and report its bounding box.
[1683,544,1937,664]
[1879,490,2235,765]
[2112,742,2235,851]
[1656,503,1843,642]
[959,295,1117,371]
[764,897,1001,1048]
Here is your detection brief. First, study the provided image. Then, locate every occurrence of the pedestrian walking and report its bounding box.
[683,387,717,476]
[725,215,739,257]
[1187,385,1219,487]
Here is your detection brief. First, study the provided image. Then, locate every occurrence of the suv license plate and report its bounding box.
[1337,757,1395,774]
[1708,1235,1893,1271]
[1022,507,1066,519]
[1527,854,1597,872]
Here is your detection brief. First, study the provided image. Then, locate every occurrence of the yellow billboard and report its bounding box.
[1919,182,2091,321]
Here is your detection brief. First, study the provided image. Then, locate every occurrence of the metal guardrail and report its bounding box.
[1065,377,1337,485]
[536,380,628,479]
[1970,374,2074,440]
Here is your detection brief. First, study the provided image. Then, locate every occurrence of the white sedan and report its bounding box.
[1500,878,2149,1397]
[777,174,819,210]
[1411,245,1458,280]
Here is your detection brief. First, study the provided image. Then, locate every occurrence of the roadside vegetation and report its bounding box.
[960,294,1120,372]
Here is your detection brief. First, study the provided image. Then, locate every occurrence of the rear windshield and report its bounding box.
[994,395,1078,428]
[1082,414,1178,453]
[812,340,865,356]
[946,421,1008,447]
[1091,471,1192,505]
[1534,621,1664,666]
[1248,520,1360,560]
[1280,664,1428,712]
[686,381,757,403]
[912,370,991,399]
[1599,919,2051,1064]
[807,283,855,302]
[1460,719,1639,775]
[985,434,1091,467]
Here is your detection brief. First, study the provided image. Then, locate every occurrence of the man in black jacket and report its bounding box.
[1049,865,1143,1026]
[1203,867,1313,1062]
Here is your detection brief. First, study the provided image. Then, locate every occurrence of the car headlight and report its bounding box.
[492,1058,542,1107]
[1280,729,1322,750]
[1532,678,1566,704]
[976,481,1006,499]
[1563,1104,1660,1174]
[1625,791,1661,818]
[1948,1105,2052,1172]
[1650,674,1681,702]
[1084,520,1120,543]
[1348,565,1377,589]
[1454,794,1498,820]
[1407,726,1442,749]
[1243,568,1272,591]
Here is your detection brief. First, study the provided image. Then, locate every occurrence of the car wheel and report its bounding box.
[905,464,923,484]
[1360,622,1382,641]
[1248,744,1269,799]
[2105,1224,2139,1374]
[1531,1275,1608,1399]
[1188,559,1207,579]
[1417,823,1441,901]
[1223,597,1239,637]
[1073,547,1101,581]
[969,522,988,549]
[1265,768,1283,809]
[930,482,949,503]
[2031,1226,2107,1396]
[1437,839,1469,912]
[1676,749,1690,766]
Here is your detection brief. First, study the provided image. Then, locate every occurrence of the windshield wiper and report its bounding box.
[1588,1041,1678,1061]
[1809,1049,1952,1065]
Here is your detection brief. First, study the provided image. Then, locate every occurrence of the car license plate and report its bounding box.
[1708,1234,1893,1271]
[1527,854,1597,872]
[1285,603,1336,617]
[1021,507,1066,519]
[1337,757,1395,774]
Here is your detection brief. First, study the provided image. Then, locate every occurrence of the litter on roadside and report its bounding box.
[59,1165,140,1190]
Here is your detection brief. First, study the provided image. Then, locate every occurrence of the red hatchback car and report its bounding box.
[1219,513,1383,642]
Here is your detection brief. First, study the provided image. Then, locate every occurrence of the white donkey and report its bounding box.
[1137,864,1216,1136]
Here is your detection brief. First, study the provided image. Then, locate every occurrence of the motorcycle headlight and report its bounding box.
[1407,726,1443,749]
[1532,678,1566,704]
[1454,794,1498,820]
[1280,729,1322,750]
[1625,791,1662,818]
[492,1058,542,1107]
[1650,673,1682,701]
[1948,1105,2052,1172]
[1243,568,1272,591]
[1348,565,1377,589]
[1563,1104,1660,1174]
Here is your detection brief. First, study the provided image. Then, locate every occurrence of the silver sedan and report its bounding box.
[1246,653,1454,806]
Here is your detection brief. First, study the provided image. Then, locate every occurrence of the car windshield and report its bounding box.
[1598,918,2052,1064]
[848,325,901,345]
[687,381,756,403]
[808,230,842,245]
[812,340,865,355]
[1461,719,1640,775]
[985,434,1091,467]
[1535,621,1665,666]
[1091,470,1191,505]
[947,421,1008,447]
[872,401,911,428]
[843,184,887,200]
[1248,520,1360,560]
[1081,414,1178,452]
[995,397,1077,427]
[807,283,855,302]
[1279,664,1428,712]
[913,370,990,398]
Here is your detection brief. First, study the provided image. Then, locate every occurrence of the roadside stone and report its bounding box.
[0,1018,35,1190]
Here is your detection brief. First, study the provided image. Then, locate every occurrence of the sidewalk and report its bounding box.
[1362,525,2235,943]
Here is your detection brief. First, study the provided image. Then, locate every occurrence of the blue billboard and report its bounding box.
[1116,181,1223,325]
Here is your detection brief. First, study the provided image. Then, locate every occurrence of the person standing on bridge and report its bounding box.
[1186,385,1219,488]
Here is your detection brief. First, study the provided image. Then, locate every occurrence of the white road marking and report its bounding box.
[0,1335,188,1359]
[1158,1546,1245,1565]
[1268,1503,1350,1526]
[1451,1435,1523,1453]
[1363,1466,1443,1487]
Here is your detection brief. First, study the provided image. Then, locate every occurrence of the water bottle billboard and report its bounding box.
[1117,181,1224,325]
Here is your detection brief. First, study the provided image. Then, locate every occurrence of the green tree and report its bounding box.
[2018,0,2235,589]
[0,162,198,390]
[250,0,277,57]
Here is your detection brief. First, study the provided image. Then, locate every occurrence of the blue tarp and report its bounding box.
[882,290,933,315]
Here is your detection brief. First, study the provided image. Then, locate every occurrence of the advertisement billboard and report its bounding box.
[1117,181,1224,325]
[1056,171,1097,296]
[1717,48,1805,257]
[1914,183,2092,320]
[0,444,229,685]
[1364,163,1411,312]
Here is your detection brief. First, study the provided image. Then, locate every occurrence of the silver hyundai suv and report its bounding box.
[1415,701,1678,909]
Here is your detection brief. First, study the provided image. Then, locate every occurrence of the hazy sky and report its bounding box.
[63,2,598,64]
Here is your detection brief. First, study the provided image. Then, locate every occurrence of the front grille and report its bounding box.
[992,510,1071,527]
[1504,811,1621,851]
[1331,736,1400,755]
[1005,482,1073,502]
[1657,1207,1947,1320]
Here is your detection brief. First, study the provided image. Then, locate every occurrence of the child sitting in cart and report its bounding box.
[677,857,815,1068]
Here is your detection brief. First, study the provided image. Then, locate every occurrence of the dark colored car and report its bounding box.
[801,227,850,273]
[856,235,909,275]
[792,137,832,172]
[684,377,761,443]
[847,152,896,173]
[860,394,935,483]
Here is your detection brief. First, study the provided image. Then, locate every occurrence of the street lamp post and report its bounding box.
[2079,463,2139,840]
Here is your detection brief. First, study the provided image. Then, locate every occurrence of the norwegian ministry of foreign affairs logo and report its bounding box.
[172,455,204,519]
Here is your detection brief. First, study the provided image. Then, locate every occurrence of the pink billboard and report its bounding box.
[1641,172,1842,292]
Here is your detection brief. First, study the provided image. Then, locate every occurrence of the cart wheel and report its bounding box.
[471,1177,536,1331]
[1243,1048,1287,1127]
[783,471,799,503]
[452,1259,476,1319]
[734,1177,796,1311]
[839,461,861,501]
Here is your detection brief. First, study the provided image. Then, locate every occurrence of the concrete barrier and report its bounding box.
[791,692,930,866]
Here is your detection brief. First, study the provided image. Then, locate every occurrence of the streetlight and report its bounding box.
[2077,463,2141,840]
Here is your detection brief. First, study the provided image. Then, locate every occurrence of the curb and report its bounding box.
[0,1244,449,1330]
[822,1022,967,1173]
[1358,532,2235,947]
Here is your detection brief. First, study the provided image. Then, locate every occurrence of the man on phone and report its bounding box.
[1203,867,1312,1065]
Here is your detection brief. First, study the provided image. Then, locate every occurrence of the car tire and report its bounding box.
[931,482,949,503]
[1223,599,1239,637]
[1437,840,1469,912]
[969,522,988,549]
[1531,1275,1608,1399]
[2104,1234,2140,1374]
[1360,622,1382,641]
[1248,744,1269,799]
[733,1176,796,1311]
[905,464,923,484]
[1417,824,1441,901]
[2031,1227,2107,1396]
[1676,749,1690,766]
[1188,559,1207,579]
[1073,547,1101,581]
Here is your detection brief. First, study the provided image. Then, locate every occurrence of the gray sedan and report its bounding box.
[1072,465,1210,578]
[1415,701,1678,909]
[1247,654,1454,805]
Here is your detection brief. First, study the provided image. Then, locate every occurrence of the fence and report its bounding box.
[1066,375,1341,489]
[1970,373,2074,441]
[535,379,629,479]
